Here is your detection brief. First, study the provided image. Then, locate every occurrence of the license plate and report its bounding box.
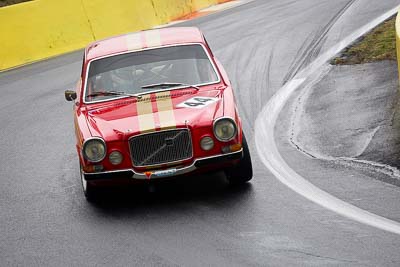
[153,169,177,178]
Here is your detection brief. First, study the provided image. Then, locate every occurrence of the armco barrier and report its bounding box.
[396,12,400,80]
[0,0,229,71]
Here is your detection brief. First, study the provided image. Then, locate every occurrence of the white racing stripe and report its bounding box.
[255,6,400,235]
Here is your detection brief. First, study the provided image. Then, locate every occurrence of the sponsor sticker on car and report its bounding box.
[177,97,219,109]
[154,169,177,177]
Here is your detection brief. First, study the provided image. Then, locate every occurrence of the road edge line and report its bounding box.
[255,5,400,235]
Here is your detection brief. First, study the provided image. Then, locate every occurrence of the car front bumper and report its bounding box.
[83,149,243,181]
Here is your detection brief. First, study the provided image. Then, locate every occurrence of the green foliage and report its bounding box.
[333,17,396,65]
[0,0,31,7]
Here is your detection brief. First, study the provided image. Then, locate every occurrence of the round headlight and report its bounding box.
[109,151,123,165]
[82,138,106,163]
[213,118,237,142]
[200,136,214,151]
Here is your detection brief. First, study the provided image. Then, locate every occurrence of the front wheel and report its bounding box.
[225,133,253,185]
[80,166,99,202]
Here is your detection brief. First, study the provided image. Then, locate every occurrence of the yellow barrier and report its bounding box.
[396,12,400,80]
[193,0,218,10]
[81,0,194,40]
[0,0,93,70]
[0,0,228,71]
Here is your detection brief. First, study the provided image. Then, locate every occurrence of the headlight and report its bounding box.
[109,151,123,165]
[213,118,237,142]
[82,138,106,163]
[200,136,214,151]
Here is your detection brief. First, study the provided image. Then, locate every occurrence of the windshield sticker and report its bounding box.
[177,97,219,108]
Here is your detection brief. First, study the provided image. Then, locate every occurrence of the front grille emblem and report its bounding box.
[165,138,174,146]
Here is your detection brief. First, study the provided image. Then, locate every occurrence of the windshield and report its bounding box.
[85,44,219,102]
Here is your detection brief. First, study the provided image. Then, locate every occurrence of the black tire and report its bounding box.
[80,166,99,202]
[225,133,253,185]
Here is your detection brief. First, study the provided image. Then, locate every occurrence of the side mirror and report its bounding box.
[65,90,77,101]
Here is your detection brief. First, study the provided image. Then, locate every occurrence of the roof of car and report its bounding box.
[85,27,206,62]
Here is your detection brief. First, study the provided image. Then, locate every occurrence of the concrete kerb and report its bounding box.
[255,6,400,235]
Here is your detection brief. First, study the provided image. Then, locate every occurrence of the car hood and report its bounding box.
[84,89,224,140]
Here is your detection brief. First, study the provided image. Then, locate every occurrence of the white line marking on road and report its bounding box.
[255,5,400,235]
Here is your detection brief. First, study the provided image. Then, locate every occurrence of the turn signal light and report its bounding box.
[83,165,104,173]
[221,143,242,154]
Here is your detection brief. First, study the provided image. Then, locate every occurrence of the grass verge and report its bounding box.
[0,0,31,7]
[332,16,396,65]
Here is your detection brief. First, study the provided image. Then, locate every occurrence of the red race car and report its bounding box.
[65,27,252,201]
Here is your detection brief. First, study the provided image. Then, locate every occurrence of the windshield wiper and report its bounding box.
[141,82,200,90]
[86,90,142,99]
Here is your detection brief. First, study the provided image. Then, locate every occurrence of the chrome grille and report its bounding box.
[129,129,193,167]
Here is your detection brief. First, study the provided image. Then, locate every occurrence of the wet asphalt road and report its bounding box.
[1,0,400,266]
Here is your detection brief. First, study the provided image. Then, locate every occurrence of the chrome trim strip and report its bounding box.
[82,43,221,105]
[83,149,243,180]
[127,126,190,139]
[84,168,134,176]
